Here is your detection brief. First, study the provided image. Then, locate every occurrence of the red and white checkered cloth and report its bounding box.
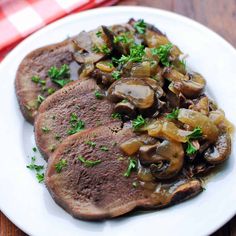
[0,0,118,61]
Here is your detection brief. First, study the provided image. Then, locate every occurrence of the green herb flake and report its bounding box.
[186,141,197,155]
[85,140,96,148]
[55,159,67,173]
[166,108,179,120]
[96,31,102,37]
[48,64,71,87]
[100,146,109,152]
[107,62,113,68]
[113,35,133,44]
[47,87,56,95]
[132,115,146,130]
[67,113,85,135]
[151,43,173,67]
[134,19,147,34]
[37,95,45,104]
[36,173,44,183]
[31,75,40,83]
[26,157,44,172]
[124,158,137,177]
[187,127,203,140]
[42,126,50,133]
[92,44,111,55]
[32,147,37,152]
[111,70,121,80]
[78,155,101,167]
[185,127,203,155]
[113,44,145,66]
[94,90,103,99]
[111,112,122,120]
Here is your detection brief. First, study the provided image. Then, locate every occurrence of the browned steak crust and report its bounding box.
[34,79,118,160]
[15,38,78,123]
[46,124,203,220]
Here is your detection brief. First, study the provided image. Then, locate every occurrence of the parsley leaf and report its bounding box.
[134,19,147,34]
[41,126,50,133]
[27,157,44,172]
[187,127,203,140]
[96,31,102,37]
[94,90,103,99]
[36,173,44,183]
[67,113,85,135]
[48,64,71,87]
[132,115,146,130]
[185,127,203,155]
[151,43,172,67]
[166,108,179,120]
[100,146,109,152]
[111,71,121,80]
[113,44,145,66]
[55,159,67,173]
[186,141,197,155]
[113,35,133,44]
[111,113,122,120]
[85,140,96,148]
[32,147,37,152]
[124,158,137,177]
[78,155,101,167]
[37,95,45,104]
[92,44,111,55]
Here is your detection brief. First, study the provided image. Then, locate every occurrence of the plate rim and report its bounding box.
[0,6,236,236]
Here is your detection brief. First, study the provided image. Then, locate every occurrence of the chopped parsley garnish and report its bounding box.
[186,127,203,155]
[134,19,147,34]
[42,126,50,133]
[166,108,179,120]
[31,75,46,85]
[96,31,102,37]
[27,157,44,172]
[124,158,137,177]
[186,141,197,155]
[132,115,146,130]
[92,44,111,55]
[48,64,71,87]
[47,87,56,95]
[100,146,109,152]
[32,147,37,152]
[151,43,172,67]
[85,140,96,148]
[107,62,113,68]
[67,113,85,135]
[37,95,45,104]
[36,173,44,183]
[94,90,103,99]
[55,159,67,173]
[113,44,145,66]
[78,155,101,167]
[111,113,122,120]
[113,34,133,44]
[26,156,44,183]
[111,70,121,80]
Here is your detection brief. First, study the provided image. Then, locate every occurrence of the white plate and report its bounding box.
[0,6,236,236]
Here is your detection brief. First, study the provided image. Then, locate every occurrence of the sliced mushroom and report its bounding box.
[204,132,231,164]
[114,101,136,119]
[139,140,184,180]
[151,178,203,206]
[108,78,156,110]
[164,69,206,98]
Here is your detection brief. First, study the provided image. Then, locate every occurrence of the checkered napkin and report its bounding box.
[0,0,118,61]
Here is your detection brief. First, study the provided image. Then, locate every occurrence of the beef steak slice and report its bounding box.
[15,38,79,123]
[46,124,203,220]
[34,79,119,160]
